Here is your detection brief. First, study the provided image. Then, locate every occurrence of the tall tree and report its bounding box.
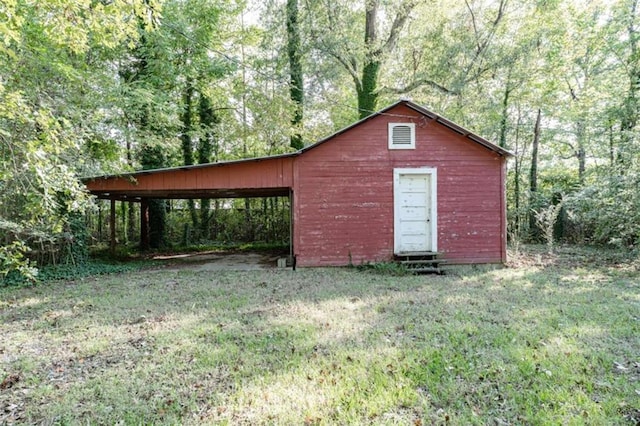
[180,77,200,231]
[120,2,173,249]
[287,0,304,148]
[615,0,640,167]
[197,92,219,236]
[307,0,417,118]
[0,0,159,275]
[529,108,541,239]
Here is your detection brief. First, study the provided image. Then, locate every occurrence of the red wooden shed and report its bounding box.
[85,100,512,266]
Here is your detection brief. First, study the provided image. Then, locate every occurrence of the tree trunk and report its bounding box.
[325,0,414,119]
[125,121,136,243]
[286,0,304,149]
[359,0,381,118]
[181,78,195,166]
[128,21,166,250]
[244,198,252,241]
[575,119,586,184]
[358,61,381,119]
[529,109,541,239]
[120,13,166,250]
[97,200,103,242]
[513,107,522,237]
[140,199,150,251]
[120,201,127,243]
[180,78,199,234]
[148,199,166,249]
[198,92,218,237]
[127,203,136,244]
[499,81,511,148]
[620,0,640,167]
[110,199,116,255]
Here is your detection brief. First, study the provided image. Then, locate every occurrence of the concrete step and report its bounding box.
[400,259,448,265]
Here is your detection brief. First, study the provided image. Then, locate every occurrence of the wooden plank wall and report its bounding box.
[293,104,506,266]
[86,157,295,195]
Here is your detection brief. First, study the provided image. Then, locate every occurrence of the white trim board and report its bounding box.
[393,167,438,254]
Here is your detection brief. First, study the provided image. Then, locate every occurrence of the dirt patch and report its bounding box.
[154,251,287,271]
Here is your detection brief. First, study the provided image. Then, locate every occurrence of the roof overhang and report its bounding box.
[82,152,298,182]
[90,187,291,201]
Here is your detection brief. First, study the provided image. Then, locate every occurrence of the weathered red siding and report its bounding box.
[293,104,506,266]
[86,157,294,197]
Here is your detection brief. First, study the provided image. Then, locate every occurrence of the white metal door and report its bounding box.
[394,169,437,254]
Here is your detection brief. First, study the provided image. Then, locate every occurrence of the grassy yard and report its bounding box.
[1,246,639,425]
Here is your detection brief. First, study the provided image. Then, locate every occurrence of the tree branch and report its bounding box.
[327,50,361,89]
[304,0,360,87]
[375,0,417,57]
[379,76,458,96]
[565,78,579,101]
[464,0,482,54]
[461,0,508,84]
[556,139,577,157]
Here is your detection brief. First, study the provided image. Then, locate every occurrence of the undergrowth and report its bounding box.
[0,259,151,287]
[165,241,289,254]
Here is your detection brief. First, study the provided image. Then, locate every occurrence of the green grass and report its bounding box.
[1,245,639,424]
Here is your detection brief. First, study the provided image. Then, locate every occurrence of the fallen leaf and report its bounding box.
[0,373,20,390]
[614,362,628,372]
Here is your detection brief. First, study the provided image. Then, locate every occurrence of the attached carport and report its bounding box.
[84,154,296,256]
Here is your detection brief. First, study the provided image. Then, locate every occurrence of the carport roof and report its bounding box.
[84,153,295,200]
[85,152,297,181]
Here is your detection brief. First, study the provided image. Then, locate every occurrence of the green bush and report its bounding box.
[567,173,640,248]
[0,241,38,285]
[1,259,150,287]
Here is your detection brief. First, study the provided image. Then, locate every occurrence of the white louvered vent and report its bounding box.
[388,123,416,150]
[392,125,412,144]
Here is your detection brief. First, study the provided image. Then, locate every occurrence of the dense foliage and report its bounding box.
[0,0,161,282]
[2,0,640,282]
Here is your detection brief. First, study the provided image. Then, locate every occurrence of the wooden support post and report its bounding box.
[140,199,150,251]
[110,198,116,256]
[289,188,295,270]
[97,200,103,242]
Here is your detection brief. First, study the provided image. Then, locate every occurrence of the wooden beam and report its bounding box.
[140,199,150,251]
[110,198,116,256]
[289,188,295,270]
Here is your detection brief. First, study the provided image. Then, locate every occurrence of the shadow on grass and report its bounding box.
[1,245,639,424]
